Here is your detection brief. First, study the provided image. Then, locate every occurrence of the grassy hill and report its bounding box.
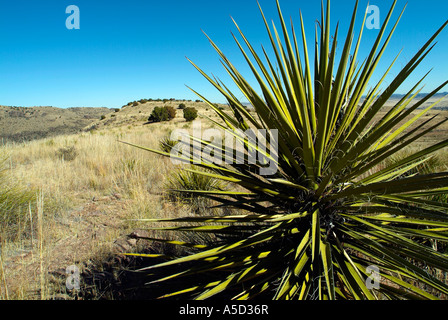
[0,105,110,143]
[0,99,229,144]
[85,99,226,132]
[0,99,230,299]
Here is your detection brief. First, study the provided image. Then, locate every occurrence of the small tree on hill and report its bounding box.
[148,106,176,122]
[165,106,177,120]
[183,107,198,122]
[148,106,169,122]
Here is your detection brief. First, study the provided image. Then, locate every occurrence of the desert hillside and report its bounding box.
[0,105,110,143]
[0,99,228,144]
[84,98,226,131]
[0,98,230,300]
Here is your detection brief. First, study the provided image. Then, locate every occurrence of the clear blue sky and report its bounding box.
[0,0,447,108]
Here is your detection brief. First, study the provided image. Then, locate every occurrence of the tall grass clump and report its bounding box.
[55,146,78,162]
[384,148,446,177]
[0,153,37,241]
[124,0,448,300]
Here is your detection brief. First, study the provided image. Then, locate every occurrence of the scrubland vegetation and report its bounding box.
[0,111,223,299]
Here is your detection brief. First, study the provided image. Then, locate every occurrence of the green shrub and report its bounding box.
[178,103,186,110]
[100,115,106,120]
[183,107,198,122]
[148,106,169,122]
[165,106,177,120]
[148,106,176,122]
[132,101,139,107]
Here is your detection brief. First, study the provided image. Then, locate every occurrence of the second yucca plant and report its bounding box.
[124,0,448,299]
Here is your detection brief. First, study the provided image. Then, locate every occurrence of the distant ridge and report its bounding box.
[388,92,448,99]
[0,105,110,144]
[2,92,447,144]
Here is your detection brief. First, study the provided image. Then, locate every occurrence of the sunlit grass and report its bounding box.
[0,123,180,298]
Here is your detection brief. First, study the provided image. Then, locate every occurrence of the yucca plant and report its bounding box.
[122,0,448,299]
[165,166,227,210]
[159,135,179,153]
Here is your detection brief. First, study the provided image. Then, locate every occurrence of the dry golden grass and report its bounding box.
[0,115,217,299]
